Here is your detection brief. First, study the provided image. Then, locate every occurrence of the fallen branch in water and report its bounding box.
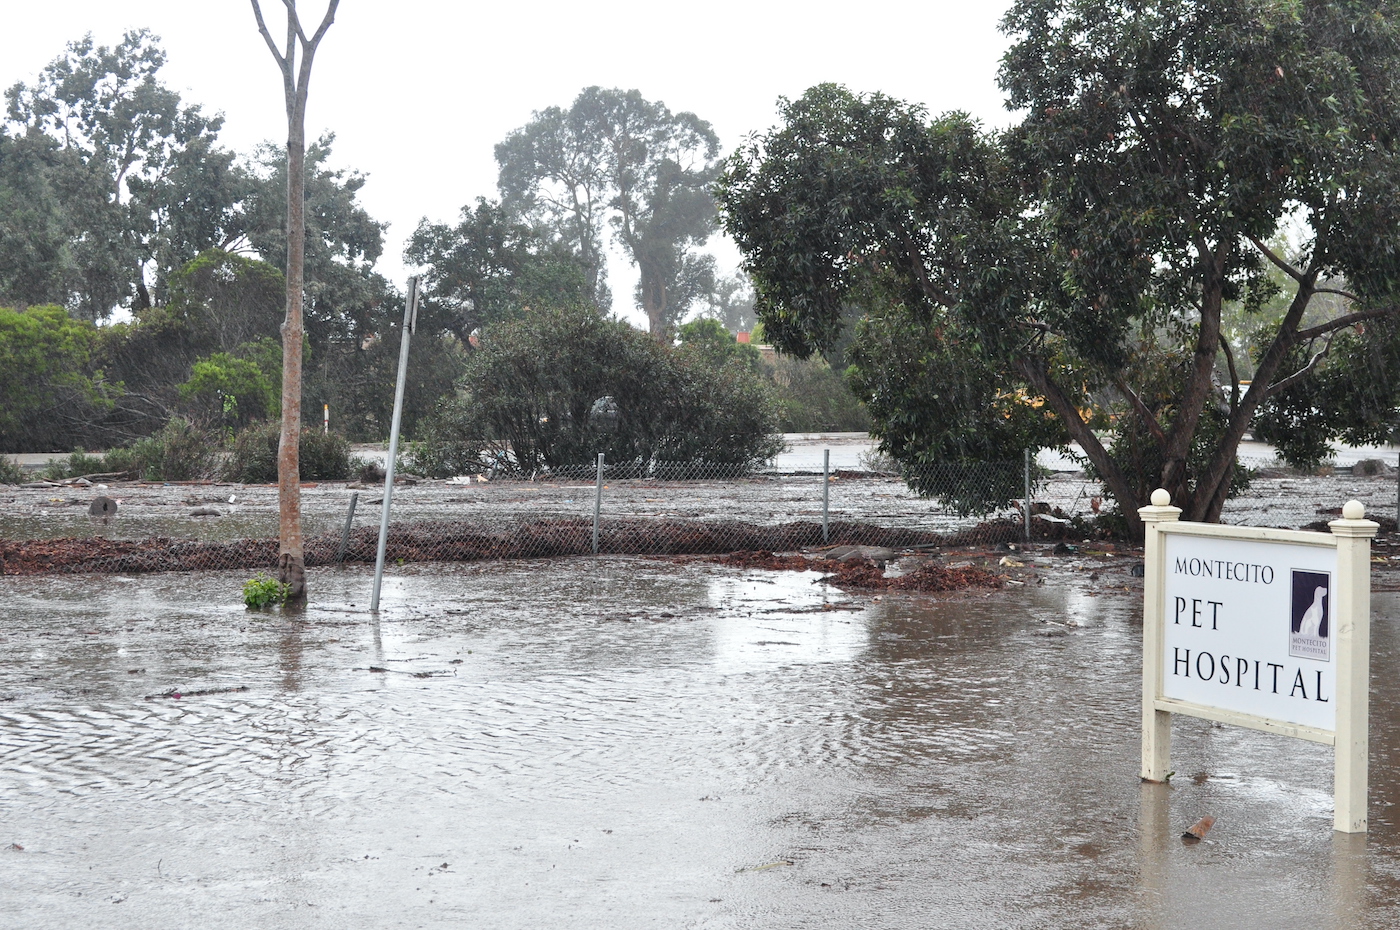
[145,685,251,700]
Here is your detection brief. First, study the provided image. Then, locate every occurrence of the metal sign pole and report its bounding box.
[370,277,420,612]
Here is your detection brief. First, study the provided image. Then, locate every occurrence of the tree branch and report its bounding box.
[900,230,955,308]
[1314,285,1359,301]
[280,0,311,44]
[1246,233,1306,283]
[305,0,340,49]
[249,0,288,69]
[1295,307,1394,341]
[1114,376,1169,446]
[1015,356,1143,536]
[1219,332,1240,411]
[1263,348,1328,399]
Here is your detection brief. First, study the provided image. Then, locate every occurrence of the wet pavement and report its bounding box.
[4,557,1400,928]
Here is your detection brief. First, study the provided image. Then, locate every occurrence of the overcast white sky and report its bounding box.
[6,1,1014,327]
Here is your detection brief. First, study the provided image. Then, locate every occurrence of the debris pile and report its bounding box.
[700,550,1005,593]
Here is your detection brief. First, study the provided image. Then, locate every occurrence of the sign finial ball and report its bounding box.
[1343,499,1365,520]
[1150,488,1171,507]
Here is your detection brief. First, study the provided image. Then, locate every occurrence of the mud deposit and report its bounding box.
[4,558,1400,928]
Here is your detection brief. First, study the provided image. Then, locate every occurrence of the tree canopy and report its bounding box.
[0,305,117,452]
[718,1,1400,532]
[405,197,592,343]
[2,29,242,318]
[496,86,722,338]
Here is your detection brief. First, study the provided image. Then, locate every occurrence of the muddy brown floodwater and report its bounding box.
[3,555,1400,928]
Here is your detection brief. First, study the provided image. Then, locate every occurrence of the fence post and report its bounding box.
[1024,448,1032,543]
[336,492,359,564]
[592,452,605,555]
[822,448,830,544]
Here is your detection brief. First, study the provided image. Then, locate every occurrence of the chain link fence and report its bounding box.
[2,449,1395,576]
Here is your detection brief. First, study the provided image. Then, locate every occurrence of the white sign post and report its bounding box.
[1139,489,1378,833]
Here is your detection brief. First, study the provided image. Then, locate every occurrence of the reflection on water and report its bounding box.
[1,559,1399,928]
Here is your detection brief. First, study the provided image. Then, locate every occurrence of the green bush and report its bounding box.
[413,305,784,478]
[0,456,26,485]
[178,345,279,429]
[222,421,359,482]
[105,417,219,481]
[39,449,111,480]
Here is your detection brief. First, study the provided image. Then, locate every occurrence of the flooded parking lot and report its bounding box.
[4,556,1400,928]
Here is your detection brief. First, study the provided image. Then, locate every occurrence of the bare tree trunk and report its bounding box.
[251,0,339,605]
[1016,357,1145,539]
[278,105,307,601]
[1195,275,1319,521]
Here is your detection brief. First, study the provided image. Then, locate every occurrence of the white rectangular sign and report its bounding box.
[1162,533,1337,732]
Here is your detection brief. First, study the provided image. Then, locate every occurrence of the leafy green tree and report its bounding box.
[179,351,278,428]
[0,305,117,452]
[405,197,591,343]
[89,250,284,442]
[242,133,390,348]
[4,30,244,318]
[719,3,1400,533]
[677,317,762,371]
[0,128,76,308]
[497,87,722,337]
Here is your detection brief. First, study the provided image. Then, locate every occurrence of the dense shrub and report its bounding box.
[39,449,111,480]
[0,456,26,485]
[222,421,358,482]
[412,305,784,478]
[104,417,219,480]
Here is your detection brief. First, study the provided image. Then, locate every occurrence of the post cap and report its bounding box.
[1150,488,1171,507]
[1342,499,1365,520]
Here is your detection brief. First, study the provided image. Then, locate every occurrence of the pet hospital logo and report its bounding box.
[1289,570,1331,662]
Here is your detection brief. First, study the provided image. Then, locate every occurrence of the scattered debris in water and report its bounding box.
[144,685,250,700]
[698,550,1004,593]
[1181,815,1216,844]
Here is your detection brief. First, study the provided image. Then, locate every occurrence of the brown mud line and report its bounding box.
[0,516,1068,576]
[697,550,1005,593]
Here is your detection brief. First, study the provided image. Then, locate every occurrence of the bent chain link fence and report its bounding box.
[2,450,1395,576]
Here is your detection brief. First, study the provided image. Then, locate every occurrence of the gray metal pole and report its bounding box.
[1024,448,1032,542]
[371,277,420,612]
[822,448,830,544]
[336,491,359,564]
[592,452,605,555]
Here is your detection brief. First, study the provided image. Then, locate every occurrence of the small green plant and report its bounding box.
[243,573,291,610]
